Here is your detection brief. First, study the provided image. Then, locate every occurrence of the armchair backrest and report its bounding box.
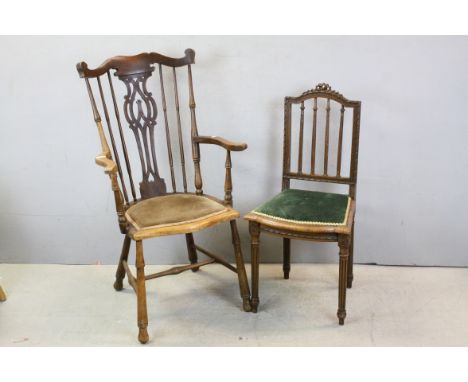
[282,83,361,199]
[76,49,203,203]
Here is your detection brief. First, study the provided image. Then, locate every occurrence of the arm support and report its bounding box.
[193,135,247,151]
[193,135,247,206]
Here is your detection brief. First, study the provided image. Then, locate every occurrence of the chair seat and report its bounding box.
[126,193,239,240]
[244,189,355,235]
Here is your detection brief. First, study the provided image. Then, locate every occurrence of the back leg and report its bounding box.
[230,220,252,312]
[185,233,199,272]
[283,238,290,279]
[114,235,131,291]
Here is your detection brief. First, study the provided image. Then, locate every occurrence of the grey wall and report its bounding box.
[1,36,467,266]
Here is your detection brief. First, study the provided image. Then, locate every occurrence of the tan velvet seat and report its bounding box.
[126,193,239,240]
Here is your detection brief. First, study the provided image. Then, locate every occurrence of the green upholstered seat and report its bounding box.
[252,189,351,226]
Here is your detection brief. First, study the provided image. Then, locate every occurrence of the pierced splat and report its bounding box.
[119,69,167,199]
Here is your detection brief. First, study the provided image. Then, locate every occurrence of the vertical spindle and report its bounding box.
[324,98,330,175]
[172,68,188,192]
[159,64,176,192]
[84,78,111,161]
[337,104,345,177]
[298,101,305,173]
[97,76,129,203]
[188,64,203,195]
[310,97,317,175]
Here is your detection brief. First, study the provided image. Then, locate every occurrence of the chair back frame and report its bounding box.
[282,83,361,200]
[76,49,204,206]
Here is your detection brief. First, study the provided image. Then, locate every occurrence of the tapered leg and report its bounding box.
[249,222,261,313]
[185,233,199,272]
[347,226,354,288]
[283,238,291,279]
[114,235,131,291]
[135,240,149,344]
[337,235,350,325]
[229,220,252,312]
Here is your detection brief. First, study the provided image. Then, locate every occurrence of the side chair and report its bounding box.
[76,49,251,343]
[245,83,361,325]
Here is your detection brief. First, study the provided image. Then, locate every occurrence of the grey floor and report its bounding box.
[0,263,467,346]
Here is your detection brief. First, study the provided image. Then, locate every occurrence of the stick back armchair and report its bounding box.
[76,49,251,344]
[245,83,361,325]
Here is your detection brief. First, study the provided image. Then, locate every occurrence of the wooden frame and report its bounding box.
[245,83,361,325]
[77,49,251,344]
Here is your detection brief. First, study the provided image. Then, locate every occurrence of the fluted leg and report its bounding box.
[337,235,350,325]
[136,240,149,344]
[230,220,252,312]
[249,222,261,313]
[283,238,291,279]
[185,233,199,272]
[114,235,131,291]
[347,226,354,288]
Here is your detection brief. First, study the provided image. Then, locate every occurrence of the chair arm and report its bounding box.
[95,153,118,174]
[193,135,247,151]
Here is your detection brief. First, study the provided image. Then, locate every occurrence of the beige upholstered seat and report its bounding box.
[126,194,239,240]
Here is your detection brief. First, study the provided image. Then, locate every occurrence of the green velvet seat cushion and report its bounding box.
[126,194,227,229]
[253,189,350,225]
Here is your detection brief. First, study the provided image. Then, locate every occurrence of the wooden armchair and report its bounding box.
[245,84,361,325]
[76,49,251,344]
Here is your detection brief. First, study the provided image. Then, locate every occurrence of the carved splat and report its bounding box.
[119,69,167,199]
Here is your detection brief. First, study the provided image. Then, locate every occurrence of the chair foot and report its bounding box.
[242,298,252,312]
[283,271,290,280]
[251,298,259,313]
[337,309,346,325]
[113,279,124,291]
[191,267,199,273]
[347,276,353,289]
[138,327,149,344]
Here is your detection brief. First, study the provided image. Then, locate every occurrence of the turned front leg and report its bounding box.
[249,222,261,313]
[136,240,149,344]
[337,235,350,325]
[347,226,354,288]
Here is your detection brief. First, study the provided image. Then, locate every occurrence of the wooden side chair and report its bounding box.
[245,84,361,325]
[76,49,251,343]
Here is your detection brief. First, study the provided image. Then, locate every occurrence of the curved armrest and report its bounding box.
[193,135,247,151]
[95,153,118,174]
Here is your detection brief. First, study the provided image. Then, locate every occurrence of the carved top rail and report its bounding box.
[77,49,195,78]
[285,83,360,107]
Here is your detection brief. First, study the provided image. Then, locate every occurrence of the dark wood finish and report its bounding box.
[185,233,199,272]
[249,221,261,313]
[283,238,290,279]
[76,49,251,343]
[245,83,362,325]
